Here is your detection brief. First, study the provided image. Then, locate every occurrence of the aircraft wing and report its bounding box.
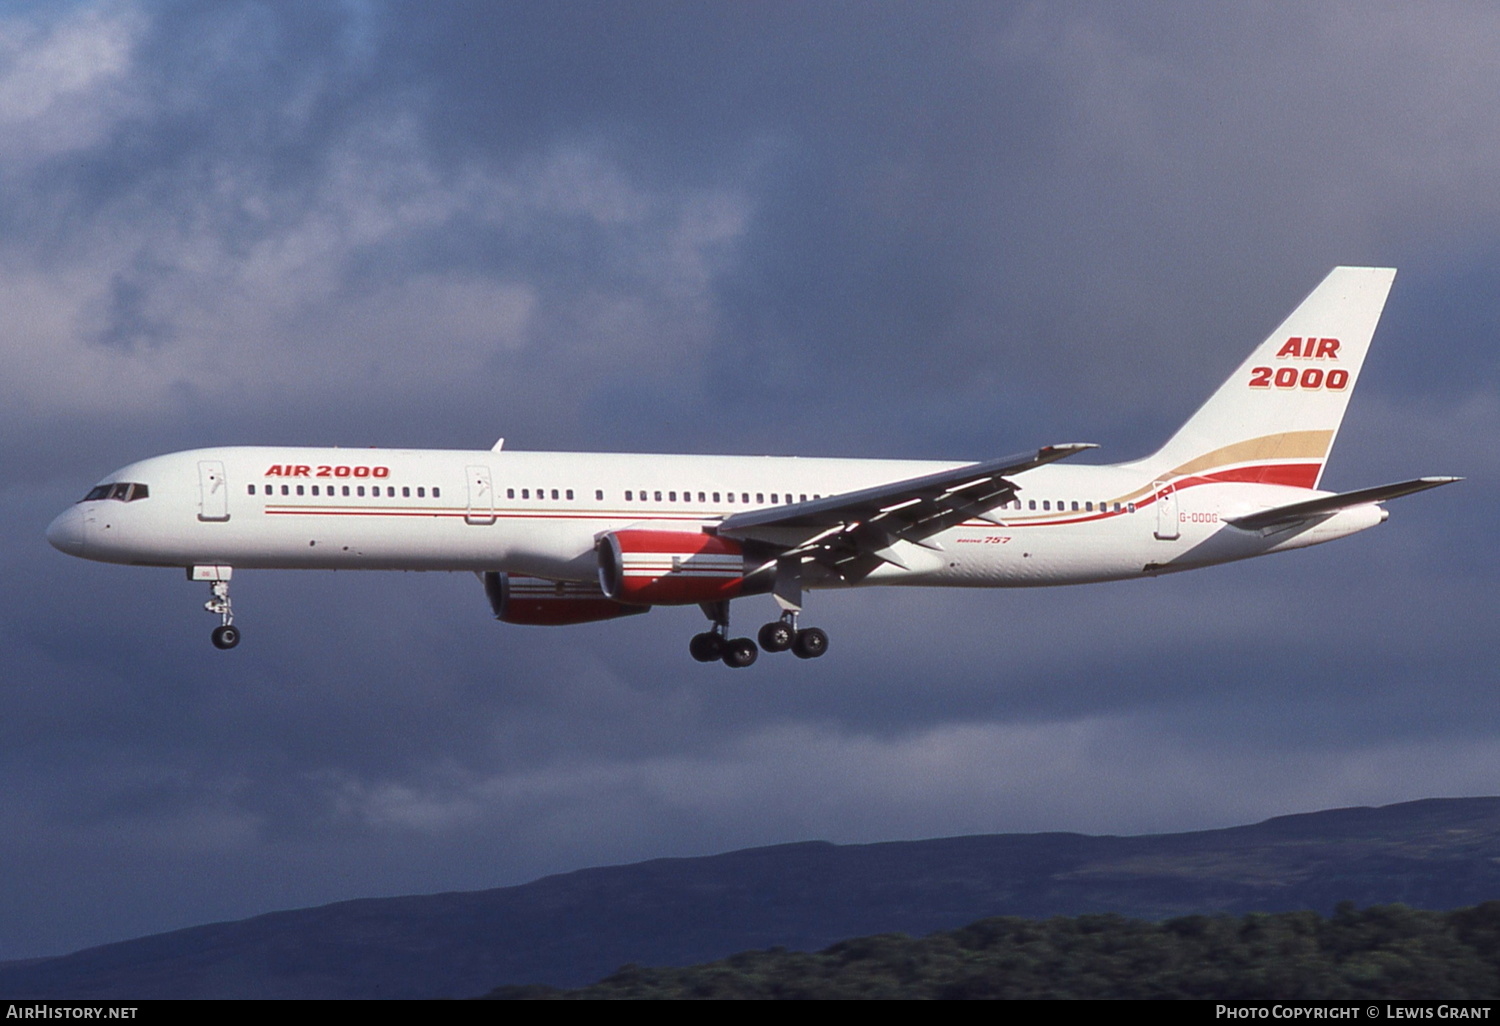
[717,443,1097,576]
[1226,476,1462,532]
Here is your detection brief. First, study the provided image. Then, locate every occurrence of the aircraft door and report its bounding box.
[197,461,230,522]
[465,465,496,525]
[1153,480,1179,540]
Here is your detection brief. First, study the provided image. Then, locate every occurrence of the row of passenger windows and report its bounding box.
[246,482,1134,514]
[1000,499,1135,513]
[249,484,440,498]
[619,490,821,504]
[506,489,823,504]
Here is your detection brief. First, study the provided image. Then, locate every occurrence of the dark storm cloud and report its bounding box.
[0,1,1494,960]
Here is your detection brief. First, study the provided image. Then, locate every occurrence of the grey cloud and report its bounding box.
[0,0,1494,962]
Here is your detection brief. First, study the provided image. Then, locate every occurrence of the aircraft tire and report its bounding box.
[792,627,828,660]
[689,632,724,662]
[722,638,758,668]
[758,621,794,652]
[211,625,241,650]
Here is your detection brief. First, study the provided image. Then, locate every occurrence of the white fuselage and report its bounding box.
[46,444,1385,593]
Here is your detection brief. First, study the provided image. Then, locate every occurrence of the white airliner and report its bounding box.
[47,267,1457,666]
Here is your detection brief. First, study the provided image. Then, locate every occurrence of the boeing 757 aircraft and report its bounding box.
[47,267,1457,666]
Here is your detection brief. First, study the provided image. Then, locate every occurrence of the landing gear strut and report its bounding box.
[691,601,757,668]
[192,565,240,650]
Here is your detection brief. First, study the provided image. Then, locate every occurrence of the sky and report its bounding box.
[1,0,1496,961]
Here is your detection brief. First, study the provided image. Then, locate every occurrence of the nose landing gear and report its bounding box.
[191,565,240,650]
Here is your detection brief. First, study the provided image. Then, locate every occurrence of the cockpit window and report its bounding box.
[80,482,150,503]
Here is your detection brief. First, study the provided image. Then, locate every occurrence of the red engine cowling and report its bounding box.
[484,572,648,626]
[597,530,755,605]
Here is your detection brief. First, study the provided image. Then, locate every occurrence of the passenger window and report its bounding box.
[698,492,705,502]
[506,488,514,499]
[1127,502,1135,513]
[595,490,604,501]
[248,484,256,495]
[357,486,365,497]
[416,487,424,498]
[281,485,289,496]
[433,487,440,498]
[669,492,677,502]
[1028,500,1036,510]
[713,492,721,503]
[551,489,559,500]
[756,493,764,504]
[566,489,574,500]
[741,493,749,503]
[297,485,305,496]
[1072,501,1079,511]
[625,490,632,501]
[655,491,662,501]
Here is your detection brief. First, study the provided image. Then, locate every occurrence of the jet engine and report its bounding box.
[483,572,647,626]
[597,529,766,605]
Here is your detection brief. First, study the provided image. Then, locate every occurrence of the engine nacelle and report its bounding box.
[484,572,648,626]
[597,529,762,605]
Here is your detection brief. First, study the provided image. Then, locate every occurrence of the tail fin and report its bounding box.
[1137,266,1396,490]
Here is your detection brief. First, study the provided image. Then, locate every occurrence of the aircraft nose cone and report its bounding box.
[46,506,88,557]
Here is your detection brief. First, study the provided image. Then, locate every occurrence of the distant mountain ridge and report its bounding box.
[4,796,1500,999]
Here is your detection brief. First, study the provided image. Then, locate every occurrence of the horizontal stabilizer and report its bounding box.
[1227,477,1461,531]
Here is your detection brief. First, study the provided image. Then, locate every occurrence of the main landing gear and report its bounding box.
[192,565,240,650]
[689,602,828,667]
[690,601,757,668]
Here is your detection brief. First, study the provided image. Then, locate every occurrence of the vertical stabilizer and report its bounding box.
[1136,266,1396,490]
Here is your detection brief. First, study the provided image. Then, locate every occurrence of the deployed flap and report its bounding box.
[1227,476,1460,531]
[718,443,1097,572]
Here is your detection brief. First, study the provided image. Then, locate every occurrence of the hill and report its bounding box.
[3,797,1499,999]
